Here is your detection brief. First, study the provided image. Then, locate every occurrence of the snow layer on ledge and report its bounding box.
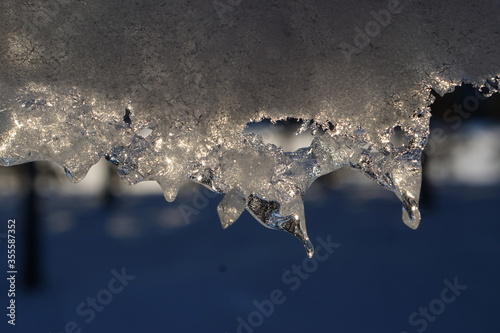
[0,0,499,256]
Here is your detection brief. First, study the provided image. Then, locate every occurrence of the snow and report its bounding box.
[1,1,499,329]
[449,125,500,185]
[0,0,499,254]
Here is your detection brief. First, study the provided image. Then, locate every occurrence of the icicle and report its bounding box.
[247,195,314,258]
[217,188,246,229]
[2,0,499,256]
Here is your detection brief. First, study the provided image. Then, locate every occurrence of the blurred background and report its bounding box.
[0,85,499,333]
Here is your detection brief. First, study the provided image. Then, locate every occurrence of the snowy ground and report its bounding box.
[0,175,499,333]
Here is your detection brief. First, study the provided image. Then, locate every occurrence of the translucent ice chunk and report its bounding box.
[0,0,499,255]
[218,188,246,229]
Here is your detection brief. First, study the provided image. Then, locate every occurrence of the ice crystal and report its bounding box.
[1,0,499,256]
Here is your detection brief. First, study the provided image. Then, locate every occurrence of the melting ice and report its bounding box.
[0,0,499,256]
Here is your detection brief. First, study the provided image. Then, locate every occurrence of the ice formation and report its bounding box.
[0,0,499,256]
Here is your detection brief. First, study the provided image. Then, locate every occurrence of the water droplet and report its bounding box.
[401,191,421,229]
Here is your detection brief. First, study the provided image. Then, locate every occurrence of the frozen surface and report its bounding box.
[0,0,499,255]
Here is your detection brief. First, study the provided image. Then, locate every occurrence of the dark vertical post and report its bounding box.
[23,162,41,289]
